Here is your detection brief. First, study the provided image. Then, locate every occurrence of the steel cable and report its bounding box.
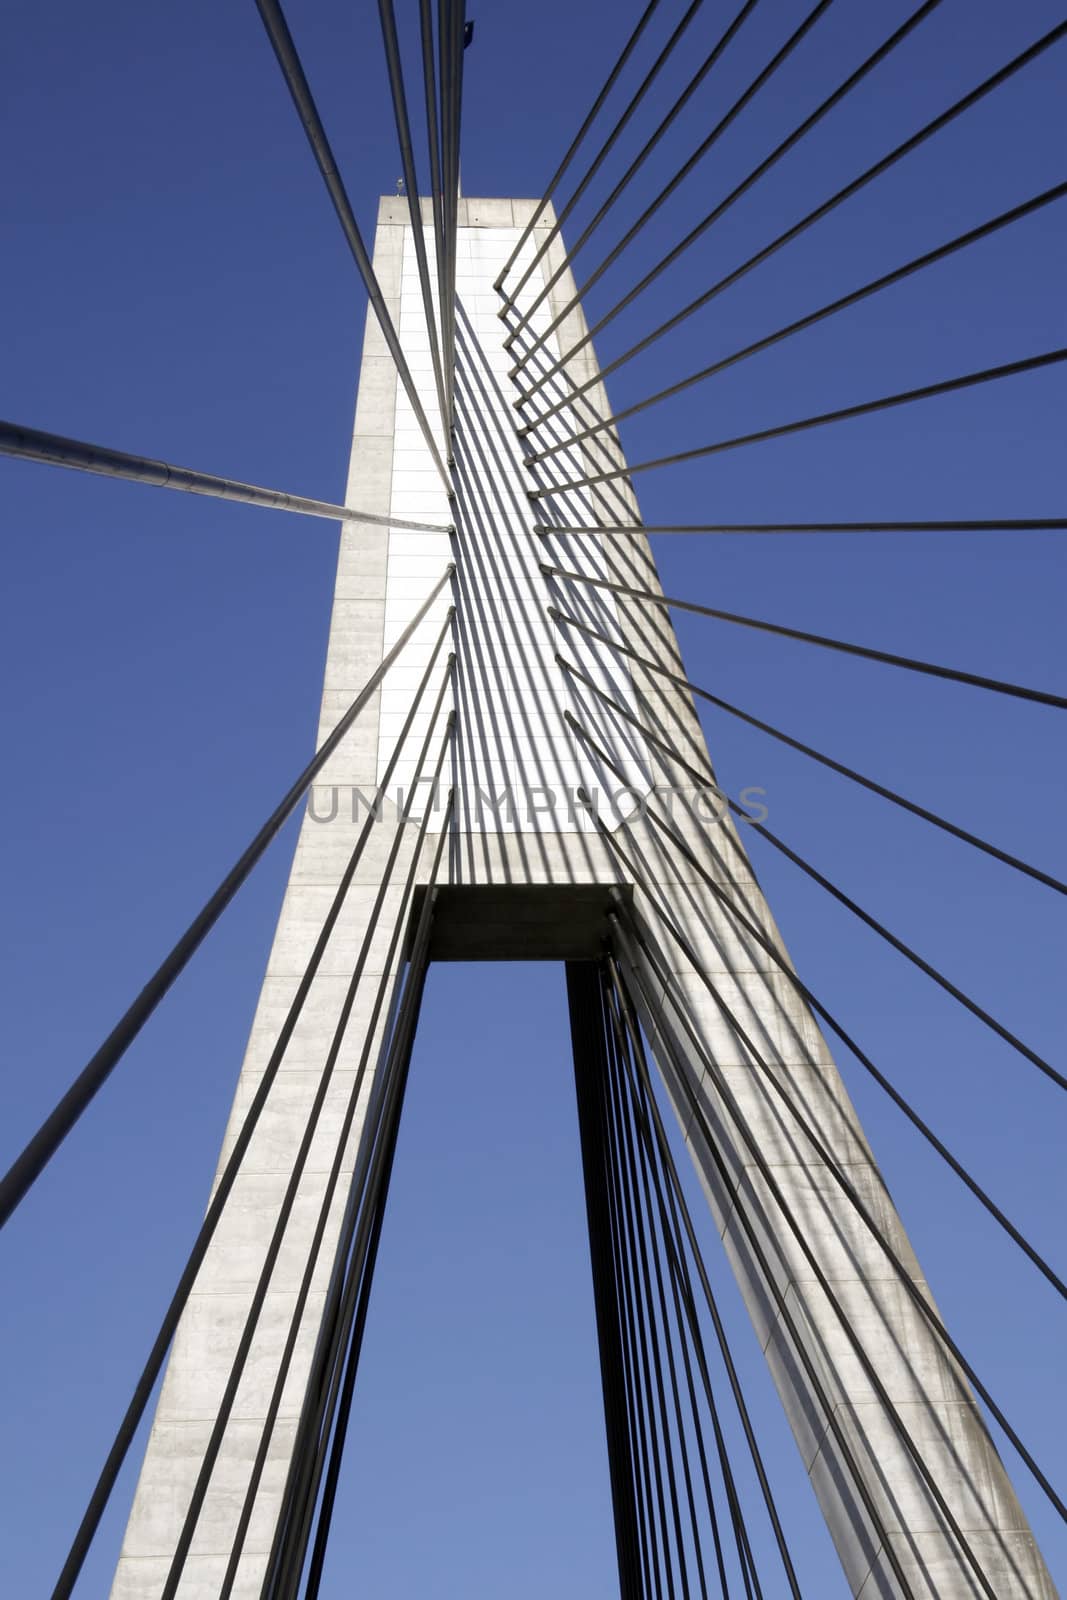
[569,961,648,1600]
[524,17,1067,409]
[493,0,669,293]
[525,182,1067,457]
[605,910,917,1596]
[0,418,451,531]
[583,795,1067,1524]
[254,0,451,490]
[609,905,1007,1599]
[505,0,762,339]
[262,786,453,1597]
[0,567,454,1230]
[556,650,1067,894]
[379,0,450,429]
[535,517,1067,535]
[159,643,456,1597]
[500,0,718,319]
[559,663,1067,1293]
[545,577,1067,710]
[510,0,847,368]
[527,349,1067,492]
[605,960,805,1598]
[216,732,454,1594]
[302,863,449,1600]
[603,974,746,1600]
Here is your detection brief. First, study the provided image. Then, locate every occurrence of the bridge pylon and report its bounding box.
[110,198,1055,1600]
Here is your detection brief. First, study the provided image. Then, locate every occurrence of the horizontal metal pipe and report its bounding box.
[533,519,1067,535]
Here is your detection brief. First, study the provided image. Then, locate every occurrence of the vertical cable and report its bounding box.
[419,0,449,425]
[603,969,718,1600]
[605,975,753,1600]
[568,961,646,1600]
[438,0,465,437]
[254,0,452,491]
[378,0,450,432]
[606,961,805,1599]
[607,907,918,1598]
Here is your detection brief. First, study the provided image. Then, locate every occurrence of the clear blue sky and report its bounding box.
[1,1,1064,1593]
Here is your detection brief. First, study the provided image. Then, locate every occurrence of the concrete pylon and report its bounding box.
[111,198,1055,1599]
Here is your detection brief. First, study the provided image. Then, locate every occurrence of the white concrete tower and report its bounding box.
[110,198,1055,1599]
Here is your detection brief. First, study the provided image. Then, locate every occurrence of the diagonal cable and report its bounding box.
[0,418,451,531]
[0,565,454,1230]
[545,577,1067,710]
[571,780,1067,1519]
[159,642,455,1597]
[48,645,454,1600]
[526,348,1067,491]
[216,739,455,1594]
[567,703,1067,1095]
[609,903,1005,1597]
[504,0,761,337]
[499,0,715,317]
[523,16,1067,408]
[568,962,647,1600]
[379,0,450,430]
[604,971,752,1600]
[605,960,805,1598]
[524,181,1067,457]
[565,671,1067,1295]
[419,0,449,418]
[270,827,450,1598]
[511,0,844,366]
[438,0,462,433]
[300,834,451,1599]
[605,910,918,1596]
[493,0,669,293]
[557,650,1067,894]
[254,0,451,491]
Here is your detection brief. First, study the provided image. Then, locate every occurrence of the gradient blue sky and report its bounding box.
[1,1,1064,1593]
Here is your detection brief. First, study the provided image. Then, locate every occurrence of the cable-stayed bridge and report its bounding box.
[1,2,1065,1597]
